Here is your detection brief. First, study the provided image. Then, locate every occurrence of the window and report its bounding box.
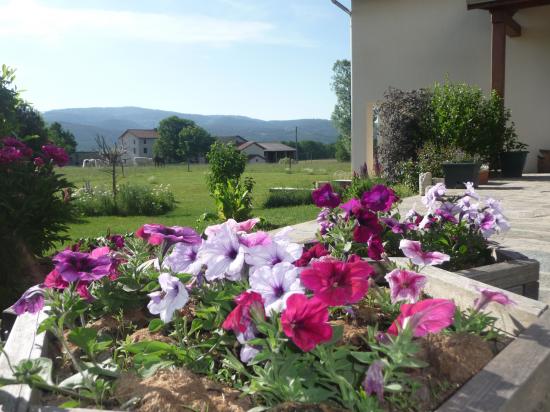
[133,148,136,154]
[144,148,148,154]
[144,139,147,144]
[133,139,135,145]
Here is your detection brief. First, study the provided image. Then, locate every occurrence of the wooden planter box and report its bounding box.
[1,263,549,412]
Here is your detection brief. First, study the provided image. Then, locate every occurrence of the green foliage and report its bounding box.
[206,141,247,190]
[72,183,176,216]
[330,60,352,162]
[335,135,351,162]
[154,116,213,162]
[342,175,389,201]
[48,122,77,154]
[281,140,336,160]
[212,177,254,221]
[263,189,313,208]
[452,308,499,340]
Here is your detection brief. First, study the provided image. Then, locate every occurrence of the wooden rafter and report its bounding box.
[468,0,550,10]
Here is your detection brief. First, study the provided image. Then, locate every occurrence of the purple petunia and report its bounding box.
[147,273,189,323]
[312,183,341,209]
[136,224,202,247]
[10,285,45,315]
[363,361,385,401]
[52,246,115,282]
[361,184,397,212]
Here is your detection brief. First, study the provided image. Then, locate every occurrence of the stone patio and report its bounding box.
[400,174,550,304]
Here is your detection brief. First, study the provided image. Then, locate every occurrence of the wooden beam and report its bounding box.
[492,9,522,37]
[468,0,550,11]
[491,12,507,98]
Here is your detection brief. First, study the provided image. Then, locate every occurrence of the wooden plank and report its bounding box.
[491,15,507,98]
[456,259,539,290]
[0,311,47,412]
[437,310,550,412]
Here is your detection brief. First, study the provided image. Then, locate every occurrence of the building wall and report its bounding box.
[241,144,265,158]
[351,0,550,172]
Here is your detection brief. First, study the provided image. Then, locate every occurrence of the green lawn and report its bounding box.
[60,159,353,241]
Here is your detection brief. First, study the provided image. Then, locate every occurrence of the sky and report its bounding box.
[0,0,351,120]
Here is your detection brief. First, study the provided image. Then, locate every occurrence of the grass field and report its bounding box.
[60,159,353,241]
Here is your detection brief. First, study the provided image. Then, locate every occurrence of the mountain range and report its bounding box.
[42,107,339,151]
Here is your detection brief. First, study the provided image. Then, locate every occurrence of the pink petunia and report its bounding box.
[312,183,341,209]
[367,235,384,261]
[388,298,455,337]
[473,288,514,312]
[136,224,201,247]
[399,239,450,266]
[281,294,333,352]
[384,269,426,304]
[41,144,69,167]
[300,259,374,306]
[294,242,330,267]
[361,184,398,212]
[222,291,265,335]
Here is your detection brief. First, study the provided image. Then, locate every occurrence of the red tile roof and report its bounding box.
[121,129,159,139]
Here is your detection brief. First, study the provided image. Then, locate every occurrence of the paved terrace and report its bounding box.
[285,174,550,304]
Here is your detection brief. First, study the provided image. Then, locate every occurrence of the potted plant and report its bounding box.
[478,164,489,185]
[500,125,529,177]
[440,146,480,189]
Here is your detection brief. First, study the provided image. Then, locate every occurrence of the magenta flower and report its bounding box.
[341,198,361,218]
[363,361,385,401]
[222,291,265,335]
[399,239,450,266]
[381,217,414,234]
[388,298,455,337]
[41,144,69,167]
[107,234,125,249]
[44,269,93,300]
[136,224,201,247]
[10,285,45,315]
[0,145,24,163]
[312,183,341,209]
[361,184,397,212]
[52,247,115,282]
[147,273,189,323]
[281,294,333,352]
[294,242,329,267]
[384,269,426,304]
[300,259,374,306]
[367,235,384,261]
[473,288,514,312]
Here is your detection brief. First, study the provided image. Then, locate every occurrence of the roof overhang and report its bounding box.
[467,0,550,10]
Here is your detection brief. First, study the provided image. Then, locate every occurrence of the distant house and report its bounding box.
[118,129,159,163]
[237,141,296,163]
[217,135,248,146]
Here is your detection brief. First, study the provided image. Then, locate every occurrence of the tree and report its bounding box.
[96,135,126,200]
[330,60,351,162]
[48,122,77,154]
[155,116,213,163]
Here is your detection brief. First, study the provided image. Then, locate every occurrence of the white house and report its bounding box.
[343,0,550,173]
[118,129,159,163]
[237,141,297,163]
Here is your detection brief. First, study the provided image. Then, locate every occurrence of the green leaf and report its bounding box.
[68,327,98,355]
[58,400,80,408]
[350,351,375,364]
[148,318,164,333]
[326,323,344,345]
[123,340,174,354]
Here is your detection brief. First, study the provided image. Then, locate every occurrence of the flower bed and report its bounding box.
[1,211,548,412]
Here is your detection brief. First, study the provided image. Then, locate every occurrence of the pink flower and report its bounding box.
[473,288,514,312]
[204,218,259,238]
[136,224,202,247]
[294,243,329,267]
[399,239,450,266]
[367,235,384,261]
[381,217,414,234]
[341,198,361,218]
[41,144,69,166]
[384,269,426,304]
[10,285,45,315]
[361,184,397,212]
[388,298,455,337]
[0,146,24,163]
[239,231,271,247]
[33,157,45,167]
[52,247,115,283]
[222,291,265,335]
[300,259,374,306]
[44,269,92,301]
[312,183,341,209]
[362,361,384,401]
[281,294,333,352]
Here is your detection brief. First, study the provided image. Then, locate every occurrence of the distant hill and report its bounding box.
[42,107,338,151]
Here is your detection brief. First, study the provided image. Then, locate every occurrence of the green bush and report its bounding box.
[73,183,176,216]
[206,142,247,191]
[263,189,313,208]
[212,177,254,221]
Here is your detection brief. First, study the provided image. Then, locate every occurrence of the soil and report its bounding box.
[128,327,175,344]
[270,402,346,412]
[114,369,252,412]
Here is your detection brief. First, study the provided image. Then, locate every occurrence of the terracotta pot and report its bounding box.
[478,169,489,185]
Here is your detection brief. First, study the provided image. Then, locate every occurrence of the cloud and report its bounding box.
[0,0,302,46]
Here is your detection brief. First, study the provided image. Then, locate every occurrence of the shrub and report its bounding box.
[377,87,431,182]
[342,175,389,201]
[73,183,176,216]
[206,142,247,191]
[212,177,254,221]
[264,189,313,208]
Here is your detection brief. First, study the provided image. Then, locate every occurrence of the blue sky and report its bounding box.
[0,0,351,120]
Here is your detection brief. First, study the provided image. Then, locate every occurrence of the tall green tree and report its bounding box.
[330,59,351,162]
[48,122,77,154]
[154,116,213,163]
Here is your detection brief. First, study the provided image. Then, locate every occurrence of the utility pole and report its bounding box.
[295,126,299,163]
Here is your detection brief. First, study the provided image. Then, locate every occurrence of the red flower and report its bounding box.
[295,243,329,267]
[367,235,384,260]
[222,291,265,335]
[312,183,341,209]
[281,294,333,352]
[41,144,69,167]
[300,259,374,306]
[387,298,455,337]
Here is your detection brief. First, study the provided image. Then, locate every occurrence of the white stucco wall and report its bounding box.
[241,143,265,158]
[351,0,550,172]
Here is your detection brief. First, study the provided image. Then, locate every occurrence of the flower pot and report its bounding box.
[478,169,489,185]
[441,162,480,189]
[500,151,528,178]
